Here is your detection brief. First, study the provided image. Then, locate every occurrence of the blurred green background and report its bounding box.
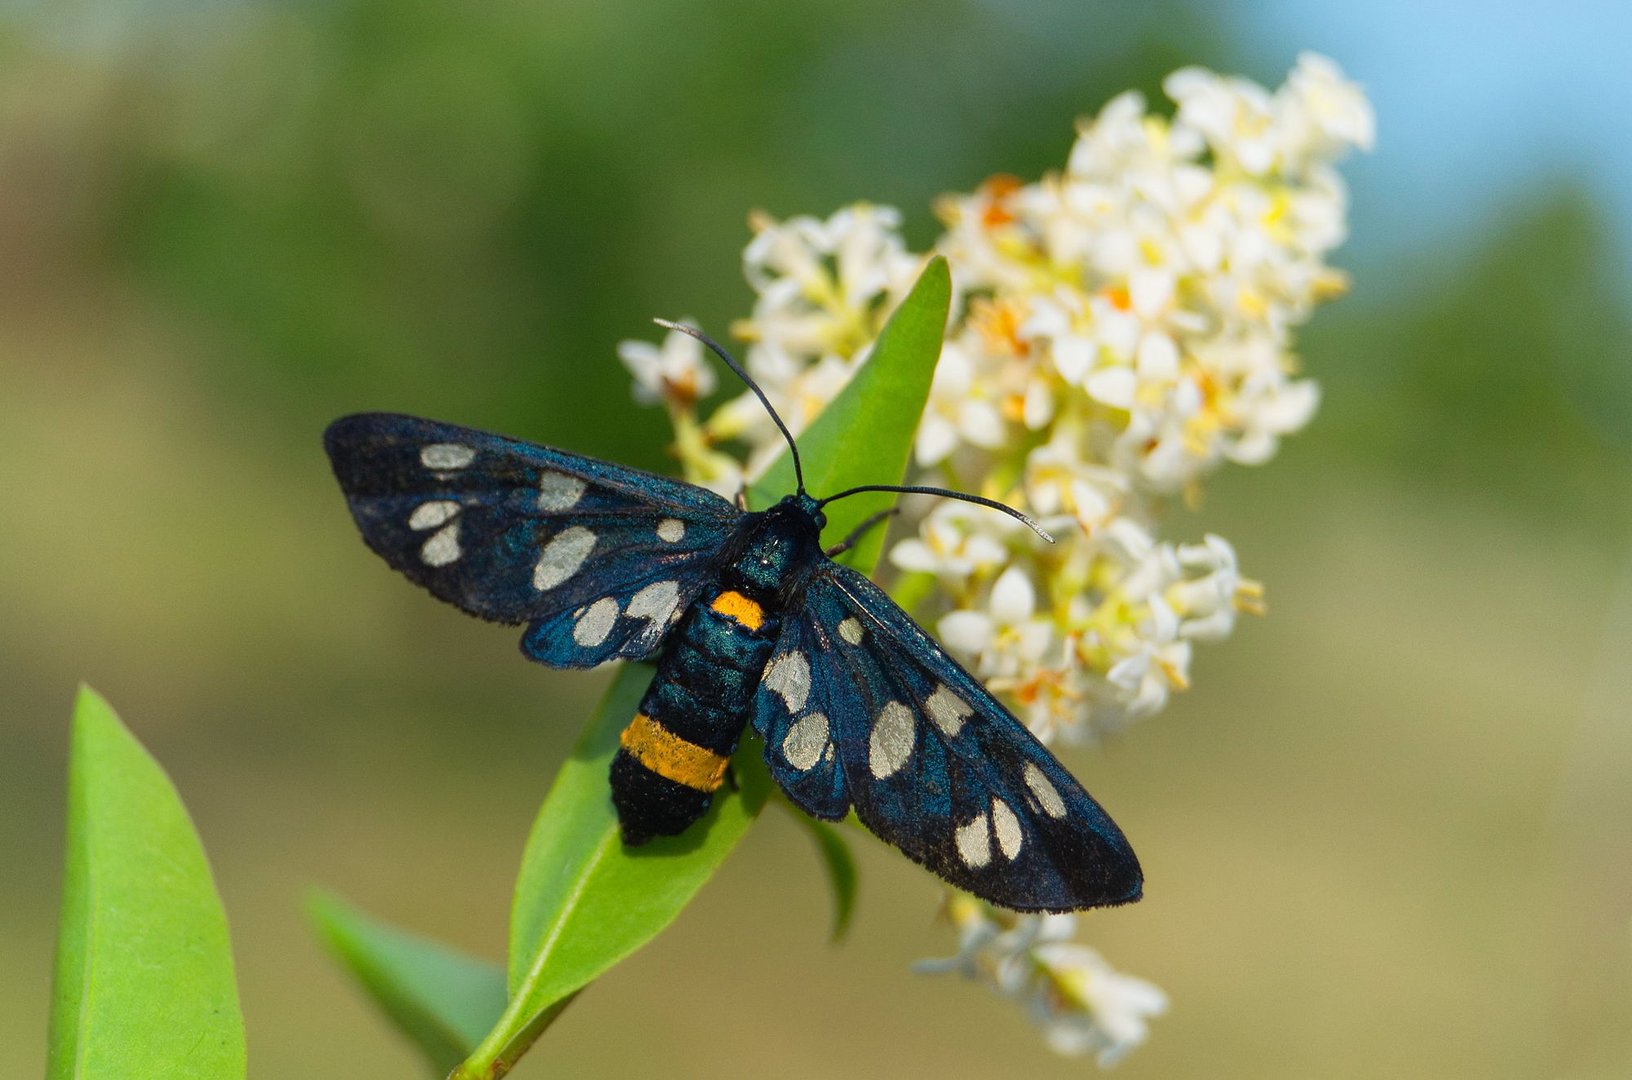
[3,1,1630,1077]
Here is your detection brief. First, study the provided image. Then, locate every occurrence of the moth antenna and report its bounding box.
[653,318,806,495]
[817,484,1055,544]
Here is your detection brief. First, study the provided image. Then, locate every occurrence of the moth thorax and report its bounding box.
[728,508,822,597]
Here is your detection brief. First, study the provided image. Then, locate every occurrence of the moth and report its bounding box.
[324,322,1141,912]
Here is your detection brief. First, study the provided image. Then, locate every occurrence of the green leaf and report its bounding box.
[456,257,950,1079]
[307,890,510,1076]
[451,664,770,1078]
[784,809,859,942]
[47,686,246,1080]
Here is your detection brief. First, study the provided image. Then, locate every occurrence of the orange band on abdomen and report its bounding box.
[619,713,730,793]
[709,589,765,630]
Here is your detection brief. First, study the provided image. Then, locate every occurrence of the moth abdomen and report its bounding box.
[612,582,783,843]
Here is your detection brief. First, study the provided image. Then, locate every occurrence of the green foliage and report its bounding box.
[1308,187,1632,539]
[307,891,509,1076]
[47,688,246,1080]
[455,258,949,1079]
[453,663,767,1079]
[62,0,1219,468]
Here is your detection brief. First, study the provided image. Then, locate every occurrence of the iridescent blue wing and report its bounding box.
[754,563,1142,912]
[325,413,739,668]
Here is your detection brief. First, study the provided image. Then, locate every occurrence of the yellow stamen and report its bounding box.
[1234,579,1267,616]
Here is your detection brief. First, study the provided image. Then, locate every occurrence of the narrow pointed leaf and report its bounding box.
[307,890,508,1075]
[785,810,859,942]
[47,687,246,1080]
[457,257,950,1079]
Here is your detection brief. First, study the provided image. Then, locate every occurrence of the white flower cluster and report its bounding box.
[916,896,1168,1066]
[623,54,1364,743]
[618,54,1370,1065]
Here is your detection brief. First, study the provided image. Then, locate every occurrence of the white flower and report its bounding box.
[1168,533,1264,641]
[616,321,717,408]
[1064,521,1199,734]
[933,174,1039,295]
[918,898,1166,1068]
[888,501,1017,582]
[938,564,1053,681]
[932,562,1089,739]
[915,341,1007,466]
[1095,630,1191,729]
[1029,941,1169,1065]
[1066,91,1155,178]
[1111,374,1210,492]
[1166,65,1280,176]
[741,204,919,364]
[680,445,748,501]
[1277,53,1376,169]
[1226,370,1321,467]
[1023,437,1126,535]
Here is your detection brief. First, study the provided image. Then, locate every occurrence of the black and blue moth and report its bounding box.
[326,401,1142,912]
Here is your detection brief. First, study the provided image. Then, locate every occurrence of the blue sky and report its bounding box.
[1237,0,1632,299]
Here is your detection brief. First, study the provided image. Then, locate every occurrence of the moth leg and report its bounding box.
[723,763,739,792]
[734,485,749,511]
[825,508,899,558]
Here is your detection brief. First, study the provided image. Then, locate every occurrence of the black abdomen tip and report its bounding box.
[610,750,713,844]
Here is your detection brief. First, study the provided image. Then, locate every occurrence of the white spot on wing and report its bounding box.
[781,712,829,772]
[572,597,620,647]
[533,526,597,590]
[762,652,811,714]
[868,701,915,779]
[408,500,460,530]
[538,470,587,512]
[990,797,1023,860]
[420,523,461,566]
[626,579,681,630]
[924,684,972,737]
[421,443,475,469]
[656,518,685,543]
[838,617,864,645]
[955,811,991,868]
[1024,763,1067,818]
